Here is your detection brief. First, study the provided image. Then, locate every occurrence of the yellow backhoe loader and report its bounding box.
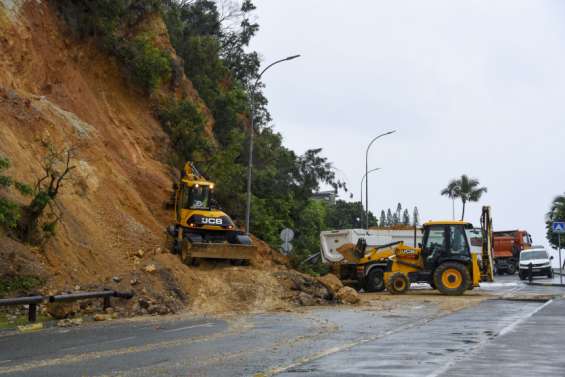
[341,207,494,295]
[167,162,256,265]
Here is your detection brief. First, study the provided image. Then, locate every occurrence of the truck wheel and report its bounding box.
[519,271,526,280]
[365,268,385,292]
[506,262,516,275]
[386,273,409,294]
[434,262,469,296]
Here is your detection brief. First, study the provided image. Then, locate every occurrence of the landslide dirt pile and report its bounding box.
[0,1,333,317]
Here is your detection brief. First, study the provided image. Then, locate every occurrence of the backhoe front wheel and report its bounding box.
[386,273,409,294]
[434,262,469,296]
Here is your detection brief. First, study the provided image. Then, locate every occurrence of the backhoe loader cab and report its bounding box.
[168,162,256,265]
[358,220,482,295]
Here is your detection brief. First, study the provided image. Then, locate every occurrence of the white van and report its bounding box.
[518,247,554,280]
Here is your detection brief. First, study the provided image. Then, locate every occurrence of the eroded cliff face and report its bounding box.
[0,1,328,316]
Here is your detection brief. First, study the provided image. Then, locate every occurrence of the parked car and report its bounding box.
[518,247,554,280]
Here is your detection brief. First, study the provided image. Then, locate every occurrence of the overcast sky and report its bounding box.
[249,0,565,253]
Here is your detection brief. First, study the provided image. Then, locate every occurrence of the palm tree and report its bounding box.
[546,193,565,252]
[440,181,458,220]
[441,175,487,220]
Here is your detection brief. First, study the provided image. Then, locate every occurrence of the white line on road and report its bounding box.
[163,323,216,333]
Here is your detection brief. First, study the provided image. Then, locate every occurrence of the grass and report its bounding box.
[0,312,50,330]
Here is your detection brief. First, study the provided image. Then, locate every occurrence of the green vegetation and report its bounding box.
[56,0,170,93]
[0,275,42,298]
[378,203,419,227]
[56,0,351,273]
[441,175,487,220]
[0,157,31,229]
[546,193,565,250]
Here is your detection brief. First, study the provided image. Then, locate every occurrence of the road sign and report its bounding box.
[280,228,294,242]
[281,242,293,255]
[552,222,565,234]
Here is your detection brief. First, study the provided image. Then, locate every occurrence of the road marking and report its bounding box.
[163,322,215,333]
[264,316,442,376]
[427,299,553,377]
[498,299,552,337]
[0,323,230,375]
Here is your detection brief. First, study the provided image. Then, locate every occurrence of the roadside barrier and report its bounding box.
[0,290,134,323]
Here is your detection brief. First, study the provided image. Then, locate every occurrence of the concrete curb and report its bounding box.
[526,282,565,287]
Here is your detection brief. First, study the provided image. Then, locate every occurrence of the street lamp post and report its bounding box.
[365,130,396,230]
[360,168,381,228]
[245,54,301,234]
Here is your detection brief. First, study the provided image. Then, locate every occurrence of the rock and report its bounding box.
[112,276,122,283]
[336,287,361,305]
[57,318,83,327]
[317,273,343,295]
[138,298,150,309]
[130,279,138,286]
[46,302,79,319]
[297,292,316,306]
[94,314,112,321]
[74,285,81,291]
[144,264,157,273]
[104,307,114,314]
[156,247,163,254]
[148,304,169,315]
[135,249,144,258]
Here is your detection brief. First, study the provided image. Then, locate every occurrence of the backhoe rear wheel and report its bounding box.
[434,262,469,296]
[365,268,385,292]
[386,273,409,294]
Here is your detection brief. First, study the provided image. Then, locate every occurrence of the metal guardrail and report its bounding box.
[0,290,134,323]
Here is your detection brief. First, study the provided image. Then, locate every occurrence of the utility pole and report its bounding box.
[360,168,381,228]
[245,54,301,235]
[365,131,396,231]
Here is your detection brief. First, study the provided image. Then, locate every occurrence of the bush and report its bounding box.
[0,157,31,229]
[0,276,43,297]
[119,35,172,92]
[157,99,211,162]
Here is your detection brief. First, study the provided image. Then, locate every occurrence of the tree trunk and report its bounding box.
[18,192,50,243]
[461,200,466,220]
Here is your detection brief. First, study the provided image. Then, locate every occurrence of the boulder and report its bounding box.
[297,292,316,306]
[336,286,361,305]
[46,302,79,319]
[316,273,343,295]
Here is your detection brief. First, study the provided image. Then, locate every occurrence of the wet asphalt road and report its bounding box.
[0,275,563,376]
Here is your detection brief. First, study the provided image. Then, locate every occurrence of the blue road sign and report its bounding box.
[553,222,565,234]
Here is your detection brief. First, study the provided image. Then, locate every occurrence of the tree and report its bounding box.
[380,210,386,228]
[412,206,420,227]
[325,200,376,230]
[386,208,393,226]
[546,193,565,250]
[441,175,487,220]
[395,203,402,223]
[440,180,458,220]
[19,144,76,243]
[402,209,410,225]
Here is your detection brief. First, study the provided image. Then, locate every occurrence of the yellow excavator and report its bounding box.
[340,207,494,295]
[167,162,256,265]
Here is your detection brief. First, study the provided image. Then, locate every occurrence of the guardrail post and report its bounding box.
[103,296,111,310]
[28,303,37,322]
